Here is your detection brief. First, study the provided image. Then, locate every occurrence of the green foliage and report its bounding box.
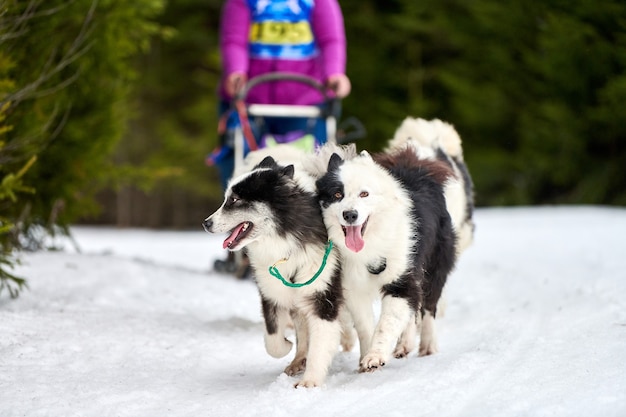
[0,104,34,298]
[1,0,165,225]
[92,0,225,227]
[341,0,626,206]
[88,0,626,226]
[0,155,36,204]
[117,0,223,198]
[0,0,165,297]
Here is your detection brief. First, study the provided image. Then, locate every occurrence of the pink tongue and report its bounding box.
[344,225,365,252]
[223,223,246,249]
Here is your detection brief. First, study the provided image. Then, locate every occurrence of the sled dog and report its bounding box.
[203,155,346,387]
[316,118,467,371]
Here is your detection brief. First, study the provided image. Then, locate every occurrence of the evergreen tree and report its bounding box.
[0,0,164,296]
[104,0,224,227]
[341,0,626,205]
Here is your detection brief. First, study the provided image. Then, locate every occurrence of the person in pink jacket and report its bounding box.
[213,0,351,190]
[220,0,351,104]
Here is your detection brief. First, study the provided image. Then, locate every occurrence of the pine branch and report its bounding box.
[0,0,98,108]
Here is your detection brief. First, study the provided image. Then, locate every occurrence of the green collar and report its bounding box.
[268,240,334,288]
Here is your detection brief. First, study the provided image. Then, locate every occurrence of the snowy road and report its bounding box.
[1,206,625,416]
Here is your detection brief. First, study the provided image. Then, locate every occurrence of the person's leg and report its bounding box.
[217,155,234,191]
[216,100,235,191]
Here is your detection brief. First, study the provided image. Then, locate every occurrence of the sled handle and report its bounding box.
[234,72,335,102]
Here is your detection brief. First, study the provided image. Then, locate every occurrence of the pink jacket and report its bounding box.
[219,0,347,105]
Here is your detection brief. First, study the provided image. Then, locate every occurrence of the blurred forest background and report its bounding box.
[1,0,625,293]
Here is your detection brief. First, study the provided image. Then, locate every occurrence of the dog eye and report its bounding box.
[334,192,343,200]
[359,191,369,198]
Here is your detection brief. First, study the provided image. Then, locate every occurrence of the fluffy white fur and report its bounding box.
[316,117,473,372]
[208,118,472,382]
[388,117,474,255]
[320,151,420,370]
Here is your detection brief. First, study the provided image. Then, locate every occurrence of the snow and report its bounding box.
[1,206,625,416]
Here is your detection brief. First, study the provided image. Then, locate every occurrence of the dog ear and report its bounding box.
[328,153,343,172]
[281,164,295,179]
[256,156,277,169]
[359,150,373,161]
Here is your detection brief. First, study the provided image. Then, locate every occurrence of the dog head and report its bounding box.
[203,156,296,251]
[316,151,392,253]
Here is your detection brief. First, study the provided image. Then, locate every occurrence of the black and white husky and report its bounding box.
[202,154,347,388]
[315,118,470,371]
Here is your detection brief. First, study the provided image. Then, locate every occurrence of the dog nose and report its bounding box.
[342,210,359,224]
[202,218,213,232]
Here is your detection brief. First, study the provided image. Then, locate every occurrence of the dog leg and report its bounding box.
[345,293,375,362]
[418,310,438,356]
[457,221,475,254]
[295,318,341,388]
[361,296,412,372]
[437,288,448,318]
[339,307,356,352]
[262,303,293,358]
[393,313,417,358]
[284,311,308,376]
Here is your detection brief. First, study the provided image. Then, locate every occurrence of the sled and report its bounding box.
[209,72,365,278]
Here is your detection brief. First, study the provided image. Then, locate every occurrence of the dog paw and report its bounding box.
[393,345,412,359]
[294,379,320,388]
[418,341,438,356]
[340,330,356,353]
[359,353,386,372]
[264,335,293,358]
[284,357,306,376]
[418,311,438,356]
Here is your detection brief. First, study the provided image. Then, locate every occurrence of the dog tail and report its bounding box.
[389,116,475,255]
[429,119,464,161]
[388,117,464,161]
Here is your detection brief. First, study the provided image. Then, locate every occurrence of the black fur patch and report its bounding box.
[328,153,344,172]
[452,155,475,227]
[436,148,453,167]
[366,257,387,275]
[310,264,343,321]
[256,155,278,169]
[261,295,279,335]
[231,164,327,245]
[374,149,457,316]
[316,155,345,209]
[381,269,422,313]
